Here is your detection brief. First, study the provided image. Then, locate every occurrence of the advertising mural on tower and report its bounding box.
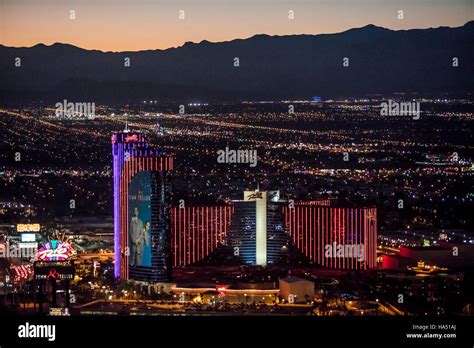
[128,171,152,268]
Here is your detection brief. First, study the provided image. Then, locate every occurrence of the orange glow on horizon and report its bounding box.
[0,0,472,52]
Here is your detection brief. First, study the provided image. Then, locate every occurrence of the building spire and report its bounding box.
[124,113,130,133]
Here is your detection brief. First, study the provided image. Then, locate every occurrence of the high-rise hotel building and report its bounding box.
[225,191,290,266]
[112,132,173,281]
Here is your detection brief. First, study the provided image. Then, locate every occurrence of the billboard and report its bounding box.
[21,233,36,242]
[128,171,152,268]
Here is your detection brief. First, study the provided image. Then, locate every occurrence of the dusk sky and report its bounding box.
[0,0,473,52]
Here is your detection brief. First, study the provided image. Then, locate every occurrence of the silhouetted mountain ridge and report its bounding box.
[0,22,472,103]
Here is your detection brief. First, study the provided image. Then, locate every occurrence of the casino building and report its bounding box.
[170,205,234,267]
[112,132,173,281]
[112,132,377,279]
[169,191,377,270]
[282,200,377,269]
[224,191,290,266]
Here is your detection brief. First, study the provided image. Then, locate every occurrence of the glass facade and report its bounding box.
[224,199,290,265]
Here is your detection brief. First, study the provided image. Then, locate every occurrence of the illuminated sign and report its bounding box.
[36,240,76,262]
[34,261,75,281]
[18,242,38,250]
[268,191,280,202]
[10,264,33,283]
[50,308,70,316]
[125,134,138,142]
[21,233,36,242]
[245,191,263,201]
[16,224,40,232]
[295,199,332,206]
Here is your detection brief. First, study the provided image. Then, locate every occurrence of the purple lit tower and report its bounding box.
[112,131,173,281]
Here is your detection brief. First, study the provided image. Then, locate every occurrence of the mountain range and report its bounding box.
[0,21,473,103]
